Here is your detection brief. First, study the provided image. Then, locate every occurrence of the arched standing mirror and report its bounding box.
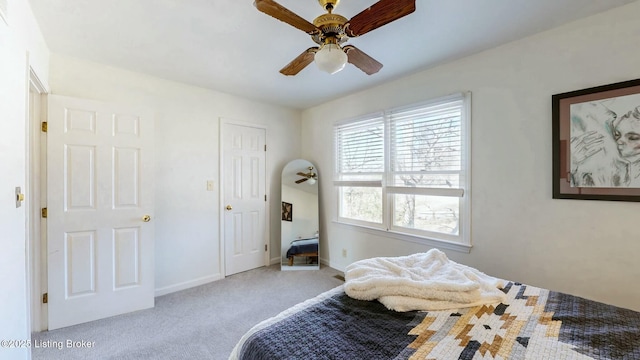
[281,159,319,270]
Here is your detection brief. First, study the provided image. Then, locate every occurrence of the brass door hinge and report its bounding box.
[264,195,267,201]
[42,293,48,304]
[41,208,47,218]
[264,144,266,151]
[41,122,48,132]
[264,244,268,252]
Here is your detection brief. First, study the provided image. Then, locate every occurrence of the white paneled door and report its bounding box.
[222,122,267,276]
[46,95,154,330]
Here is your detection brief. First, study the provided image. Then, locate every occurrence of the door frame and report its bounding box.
[218,118,270,277]
[27,66,48,332]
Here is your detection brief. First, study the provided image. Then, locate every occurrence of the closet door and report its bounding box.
[222,122,267,276]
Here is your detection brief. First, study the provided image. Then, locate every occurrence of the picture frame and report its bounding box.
[281,202,292,221]
[552,78,640,201]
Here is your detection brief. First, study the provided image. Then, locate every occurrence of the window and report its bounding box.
[334,93,471,249]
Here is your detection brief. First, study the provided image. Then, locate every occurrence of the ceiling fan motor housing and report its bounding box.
[312,13,348,45]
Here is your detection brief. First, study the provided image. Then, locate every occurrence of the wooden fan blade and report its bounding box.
[344,46,383,75]
[345,0,415,37]
[295,178,309,184]
[280,48,319,76]
[254,0,320,35]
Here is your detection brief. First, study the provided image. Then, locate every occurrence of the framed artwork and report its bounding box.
[281,202,292,221]
[552,78,640,201]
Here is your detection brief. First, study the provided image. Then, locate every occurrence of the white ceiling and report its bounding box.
[28,0,636,110]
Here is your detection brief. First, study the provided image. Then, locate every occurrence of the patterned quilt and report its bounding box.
[229,283,640,360]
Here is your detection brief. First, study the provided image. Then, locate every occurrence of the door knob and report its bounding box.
[142,215,151,222]
[226,205,233,211]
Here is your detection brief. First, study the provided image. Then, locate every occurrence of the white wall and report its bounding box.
[0,1,49,359]
[49,54,302,294]
[302,1,640,311]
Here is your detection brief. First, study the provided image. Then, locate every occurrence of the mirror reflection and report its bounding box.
[281,159,319,270]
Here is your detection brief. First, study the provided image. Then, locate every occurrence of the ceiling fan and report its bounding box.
[254,0,416,75]
[296,167,317,184]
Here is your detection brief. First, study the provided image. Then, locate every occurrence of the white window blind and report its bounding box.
[335,113,385,181]
[389,96,465,196]
[390,100,463,175]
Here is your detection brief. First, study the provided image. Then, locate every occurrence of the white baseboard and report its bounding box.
[154,273,223,297]
[270,257,281,265]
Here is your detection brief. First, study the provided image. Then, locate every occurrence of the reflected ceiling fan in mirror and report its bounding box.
[296,166,317,184]
[254,0,416,75]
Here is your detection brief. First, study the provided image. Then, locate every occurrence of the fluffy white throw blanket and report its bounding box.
[344,249,507,312]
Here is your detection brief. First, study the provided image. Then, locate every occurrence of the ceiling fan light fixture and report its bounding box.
[307,177,317,185]
[314,43,347,74]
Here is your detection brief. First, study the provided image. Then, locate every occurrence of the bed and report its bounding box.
[285,237,318,266]
[230,252,640,360]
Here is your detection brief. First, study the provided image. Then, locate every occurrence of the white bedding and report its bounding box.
[344,249,506,311]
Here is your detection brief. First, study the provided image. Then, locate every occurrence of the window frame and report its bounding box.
[333,92,472,252]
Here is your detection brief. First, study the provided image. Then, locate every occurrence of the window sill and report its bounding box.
[332,220,472,253]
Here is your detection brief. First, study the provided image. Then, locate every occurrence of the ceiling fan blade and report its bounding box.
[344,46,383,75]
[254,0,320,35]
[345,0,416,37]
[295,178,309,184]
[280,48,319,76]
